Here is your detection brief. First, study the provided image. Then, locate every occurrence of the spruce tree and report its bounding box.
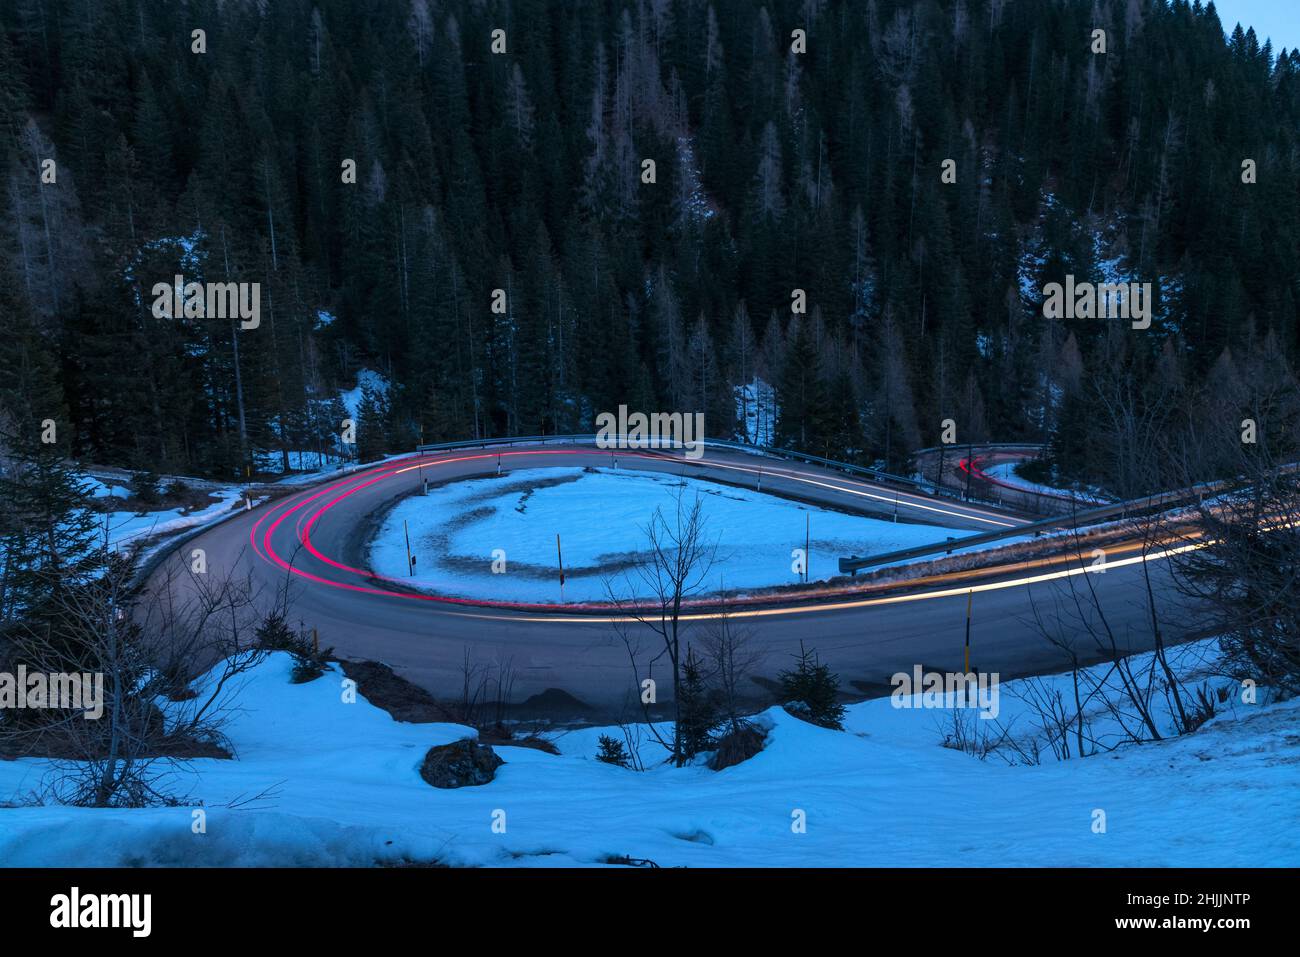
[778,642,846,731]
[676,647,719,760]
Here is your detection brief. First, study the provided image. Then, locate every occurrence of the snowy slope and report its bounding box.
[0,642,1293,868]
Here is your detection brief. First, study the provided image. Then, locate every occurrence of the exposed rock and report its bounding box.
[419,739,504,789]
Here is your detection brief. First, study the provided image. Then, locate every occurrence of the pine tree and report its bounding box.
[676,647,718,759]
[595,734,631,768]
[775,316,829,451]
[0,0,1295,483]
[0,310,103,622]
[355,385,389,464]
[778,642,846,730]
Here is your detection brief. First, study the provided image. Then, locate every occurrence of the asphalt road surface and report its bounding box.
[156,444,1199,718]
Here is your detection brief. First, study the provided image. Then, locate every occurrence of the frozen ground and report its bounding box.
[369,466,997,602]
[84,476,132,499]
[0,640,1292,867]
[254,449,350,476]
[97,490,247,554]
[983,462,1109,504]
[734,377,778,446]
[340,368,389,422]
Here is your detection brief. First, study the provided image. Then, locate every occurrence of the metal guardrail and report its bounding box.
[413,433,1018,509]
[835,477,1234,575]
[413,433,1224,578]
[912,442,1046,456]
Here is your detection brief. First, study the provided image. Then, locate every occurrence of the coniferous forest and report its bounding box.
[1,0,1298,494]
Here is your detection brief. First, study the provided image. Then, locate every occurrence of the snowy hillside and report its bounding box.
[0,641,1293,868]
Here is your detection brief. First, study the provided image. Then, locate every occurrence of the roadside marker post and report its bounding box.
[804,513,810,584]
[557,533,565,600]
[964,589,973,675]
[404,519,414,576]
[965,443,973,500]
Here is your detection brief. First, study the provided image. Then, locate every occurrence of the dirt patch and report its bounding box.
[334,660,597,730]
[0,728,230,762]
[709,723,768,770]
[335,659,455,723]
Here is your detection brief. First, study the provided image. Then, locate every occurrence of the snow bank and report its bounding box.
[983,462,1109,504]
[100,491,245,551]
[0,642,1293,868]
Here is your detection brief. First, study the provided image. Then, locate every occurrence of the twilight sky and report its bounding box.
[1208,0,1297,53]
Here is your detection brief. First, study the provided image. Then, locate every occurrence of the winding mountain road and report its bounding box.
[157,443,1199,716]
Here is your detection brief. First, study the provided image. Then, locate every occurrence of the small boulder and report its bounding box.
[419,739,504,789]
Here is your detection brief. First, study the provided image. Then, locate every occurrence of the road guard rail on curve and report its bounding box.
[413,433,1019,511]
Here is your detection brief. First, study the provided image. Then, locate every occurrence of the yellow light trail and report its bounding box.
[447,541,1206,624]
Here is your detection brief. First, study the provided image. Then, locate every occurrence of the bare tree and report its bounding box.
[2,547,274,807]
[1165,455,1300,698]
[698,595,763,734]
[1147,351,1300,700]
[486,653,517,731]
[1020,517,1215,761]
[452,644,489,727]
[607,486,718,766]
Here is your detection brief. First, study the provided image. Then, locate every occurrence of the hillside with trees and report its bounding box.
[2,0,1298,494]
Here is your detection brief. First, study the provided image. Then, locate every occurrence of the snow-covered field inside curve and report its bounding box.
[0,641,1294,868]
[369,466,1014,602]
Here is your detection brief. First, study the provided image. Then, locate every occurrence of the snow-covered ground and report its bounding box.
[84,476,132,500]
[77,471,248,560]
[253,449,351,478]
[734,377,778,446]
[96,489,247,556]
[340,368,389,422]
[369,466,989,602]
[983,462,1109,504]
[0,640,1292,867]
